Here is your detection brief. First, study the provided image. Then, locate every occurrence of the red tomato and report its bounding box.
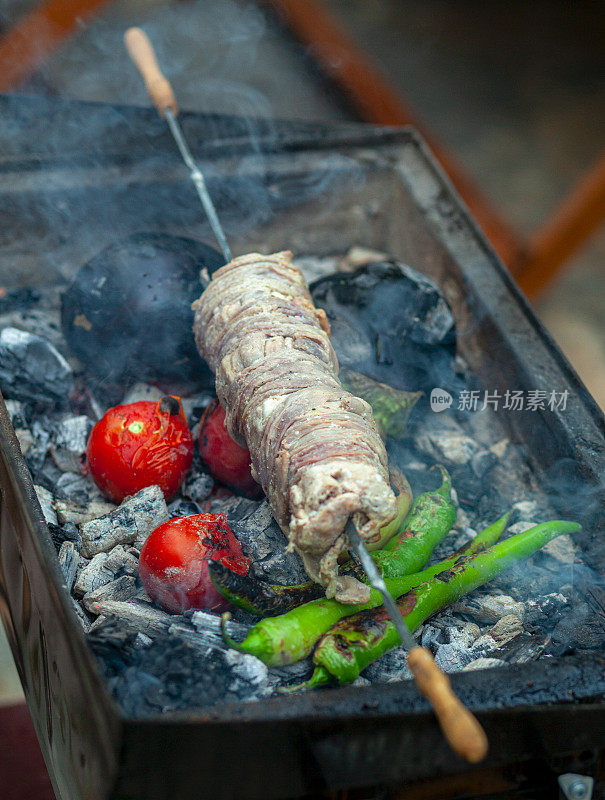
[198,400,261,497]
[87,396,194,503]
[138,514,250,613]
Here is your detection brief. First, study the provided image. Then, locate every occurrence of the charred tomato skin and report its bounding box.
[198,400,261,497]
[86,397,194,503]
[138,514,250,613]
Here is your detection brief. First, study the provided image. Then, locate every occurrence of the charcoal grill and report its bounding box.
[0,94,603,800]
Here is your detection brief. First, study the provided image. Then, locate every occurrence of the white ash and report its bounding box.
[541,534,578,564]
[488,614,524,644]
[462,657,506,672]
[79,485,169,557]
[292,254,339,283]
[54,496,116,526]
[452,594,525,624]
[167,611,248,652]
[121,382,164,405]
[470,450,497,479]
[83,576,138,614]
[27,422,52,469]
[507,521,537,536]
[133,632,153,649]
[34,484,58,526]
[181,472,214,504]
[14,427,34,456]
[0,327,74,405]
[50,415,93,473]
[415,415,479,466]
[55,472,106,505]
[89,599,174,638]
[58,541,80,593]
[4,399,27,426]
[490,439,509,458]
[73,545,138,596]
[225,649,270,698]
[361,645,413,683]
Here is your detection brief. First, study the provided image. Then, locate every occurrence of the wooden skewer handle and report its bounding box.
[407,646,488,764]
[124,27,177,118]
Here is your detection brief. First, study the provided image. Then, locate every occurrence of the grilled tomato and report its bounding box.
[139,513,250,612]
[198,399,261,497]
[87,396,194,503]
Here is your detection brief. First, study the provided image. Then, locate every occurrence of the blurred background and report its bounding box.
[0,0,603,790]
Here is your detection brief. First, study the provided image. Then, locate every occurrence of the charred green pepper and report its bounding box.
[219,511,511,666]
[302,520,580,688]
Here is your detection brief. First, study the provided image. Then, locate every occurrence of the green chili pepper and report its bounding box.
[339,368,422,440]
[374,465,457,577]
[304,520,580,688]
[219,511,511,666]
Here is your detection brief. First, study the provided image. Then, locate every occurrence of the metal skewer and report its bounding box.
[346,518,488,763]
[125,26,487,764]
[124,27,232,263]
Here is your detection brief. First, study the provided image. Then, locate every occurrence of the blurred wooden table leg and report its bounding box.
[513,150,605,300]
[0,0,114,92]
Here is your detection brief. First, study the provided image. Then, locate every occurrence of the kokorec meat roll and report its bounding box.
[192,251,397,603]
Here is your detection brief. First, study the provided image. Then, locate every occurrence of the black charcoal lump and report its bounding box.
[79,485,169,557]
[226,498,309,584]
[0,327,74,404]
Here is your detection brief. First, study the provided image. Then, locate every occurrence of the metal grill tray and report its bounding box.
[0,95,603,800]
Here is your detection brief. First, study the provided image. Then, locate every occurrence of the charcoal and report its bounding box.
[0,327,74,405]
[506,521,537,536]
[70,597,92,632]
[181,472,215,504]
[493,633,550,663]
[361,645,413,683]
[268,657,315,685]
[471,449,497,479]
[524,593,567,631]
[26,421,52,469]
[105,545,139,576]
[133,633,153,649]
[58,541,80,592]
[488,614,524,645]
[228,499,308,584]
[180,393,214,429]
[79,485,169,556]
[167,498,201,518]
[462,658,506,672]
[50,415,93,473]
[225,649,269,697]
[452,593,525,624]
[4,399,28,426]
[55,472,105,504]
[434,627,495,673]
[48,521,82,551]
[541,534,578,564]
[417,429,479,466]
[14,427,34,456]
[550,604,605,653]
[105,635,267,717]
[33,484,58,525]
[83,576,138,614]
[88,615,108,634]
[61,233,223,384]
[90,599,174,637]
[310,260,457,393]
[186,610,248,650]
[54,496,115,526]
[74,553,114,597]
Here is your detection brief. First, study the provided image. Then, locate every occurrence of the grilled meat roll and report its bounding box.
[192,251,397,603]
